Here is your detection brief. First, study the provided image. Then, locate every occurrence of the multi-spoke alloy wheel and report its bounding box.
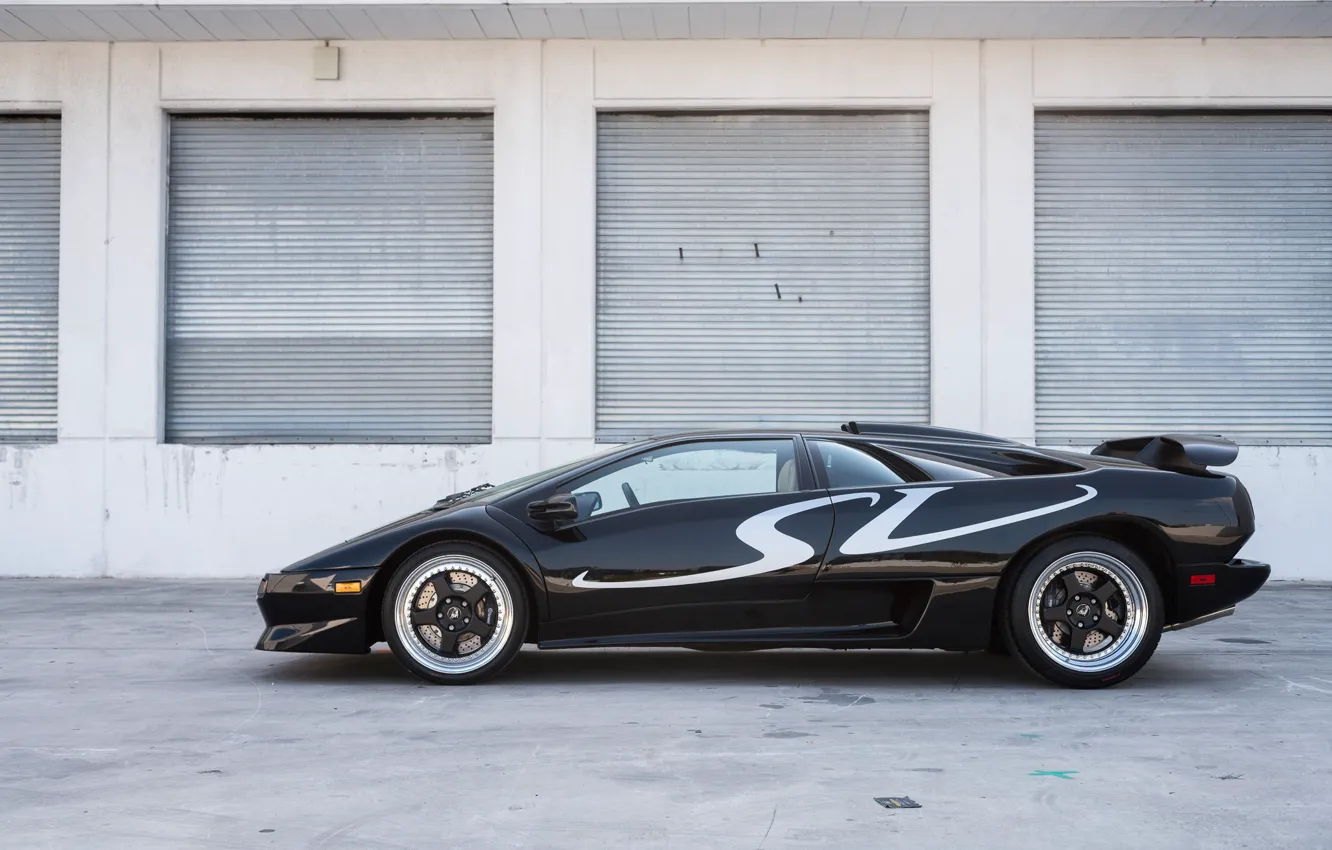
[1028,552,1148,673]
[382,544,526,685]
[1004,536,1163,689]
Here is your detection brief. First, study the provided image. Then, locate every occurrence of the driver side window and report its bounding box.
[568,439,797,519]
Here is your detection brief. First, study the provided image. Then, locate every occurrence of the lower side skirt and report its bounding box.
[539,576,999,652]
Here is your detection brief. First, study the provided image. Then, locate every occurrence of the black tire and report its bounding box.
[381,542,528,685]
[1001,535,1164,689]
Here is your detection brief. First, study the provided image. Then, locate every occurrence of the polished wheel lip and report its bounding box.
[395,554,514,676]
[1028,551,1149,674]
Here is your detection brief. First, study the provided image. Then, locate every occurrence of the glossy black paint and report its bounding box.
[255,566,379,652]
[254,427,1269,658]
[254,504,547,653]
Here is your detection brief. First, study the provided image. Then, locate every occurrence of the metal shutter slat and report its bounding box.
[0,117,60,444]
[595,113,930,442]
[166,116,493,444]
[1035,113,1332,445]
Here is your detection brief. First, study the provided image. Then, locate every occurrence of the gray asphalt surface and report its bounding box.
[1,580,1329,849]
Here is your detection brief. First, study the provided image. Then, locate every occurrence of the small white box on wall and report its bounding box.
[313,45,340,81]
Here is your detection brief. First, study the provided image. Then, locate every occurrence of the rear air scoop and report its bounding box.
[1091,434,1239,474]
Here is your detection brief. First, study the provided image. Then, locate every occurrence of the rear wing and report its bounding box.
[1091,434,1238,474]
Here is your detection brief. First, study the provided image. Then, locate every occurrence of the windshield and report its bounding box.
[442,441,645,507]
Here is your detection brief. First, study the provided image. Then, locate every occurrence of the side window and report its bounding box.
[568,439,796,518]
[892,449,996,482]
[809,440,906,488]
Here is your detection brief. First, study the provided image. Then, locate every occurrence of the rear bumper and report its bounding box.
[254,566,380,654]
[1168,558,1270,628]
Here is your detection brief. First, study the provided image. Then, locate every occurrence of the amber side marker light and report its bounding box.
[334,581,363,594]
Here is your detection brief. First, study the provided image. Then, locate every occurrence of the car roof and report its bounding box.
[639,424,1024,449]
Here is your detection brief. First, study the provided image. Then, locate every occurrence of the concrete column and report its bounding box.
[103,43,165,441]
[492,41,544,442]
[538,41,597,462]
[928,41,984,431]
[980,40,1036,442]
[100,43,168,575]
[55,43,112,442]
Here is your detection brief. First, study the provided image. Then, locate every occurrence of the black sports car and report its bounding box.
[255,423,1269,688]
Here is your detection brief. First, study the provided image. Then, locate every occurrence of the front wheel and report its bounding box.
[381,543,527,685]
[1003,536,1163,689]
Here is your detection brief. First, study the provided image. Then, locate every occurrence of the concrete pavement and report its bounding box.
[1,580,1330,849]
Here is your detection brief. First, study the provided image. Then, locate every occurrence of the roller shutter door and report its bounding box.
[166,115,493,443]
[596,112,930,442]
[0,118,59,443]
[1036,113,1332,445]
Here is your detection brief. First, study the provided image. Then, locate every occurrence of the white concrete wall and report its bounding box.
[0,37,1329,579]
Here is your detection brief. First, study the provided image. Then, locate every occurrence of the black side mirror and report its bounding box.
[573,491,602,516]
[528,494,580,524]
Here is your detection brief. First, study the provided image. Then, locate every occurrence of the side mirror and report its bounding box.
[573,491,602,516]
[527,494,580,524]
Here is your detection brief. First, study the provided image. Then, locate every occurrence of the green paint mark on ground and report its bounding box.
[1030,770,1078,779]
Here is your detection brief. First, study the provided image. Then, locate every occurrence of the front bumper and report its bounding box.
[255,567,380,654]
[1168,558,1270,628]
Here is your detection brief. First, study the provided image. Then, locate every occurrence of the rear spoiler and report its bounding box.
[1091,434,1238,474]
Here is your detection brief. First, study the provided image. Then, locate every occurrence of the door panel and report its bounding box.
[531,491,837,640]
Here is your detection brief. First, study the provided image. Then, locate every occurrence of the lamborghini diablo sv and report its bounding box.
[255,423,1269,688]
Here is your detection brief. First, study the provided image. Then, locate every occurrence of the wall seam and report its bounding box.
[98,42,113,577]
[157,45,167,443]
[589,44,598,445]
[978,40,989,434]
[537,42,547,464]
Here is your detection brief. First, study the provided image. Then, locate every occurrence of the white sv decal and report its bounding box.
[838,484,1097,555]
[570,484,1096,589]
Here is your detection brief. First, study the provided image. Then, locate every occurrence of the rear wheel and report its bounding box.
[381,543,527,685]
[1003,536,1163,688]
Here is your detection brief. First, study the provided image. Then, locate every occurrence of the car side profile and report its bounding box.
[255,422,1269,688]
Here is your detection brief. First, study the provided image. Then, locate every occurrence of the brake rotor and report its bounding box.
[418,583,437,609]
[420,624,443,649]
[448,571,478,591]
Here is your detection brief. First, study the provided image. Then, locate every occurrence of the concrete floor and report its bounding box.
[0,581,1329,849]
